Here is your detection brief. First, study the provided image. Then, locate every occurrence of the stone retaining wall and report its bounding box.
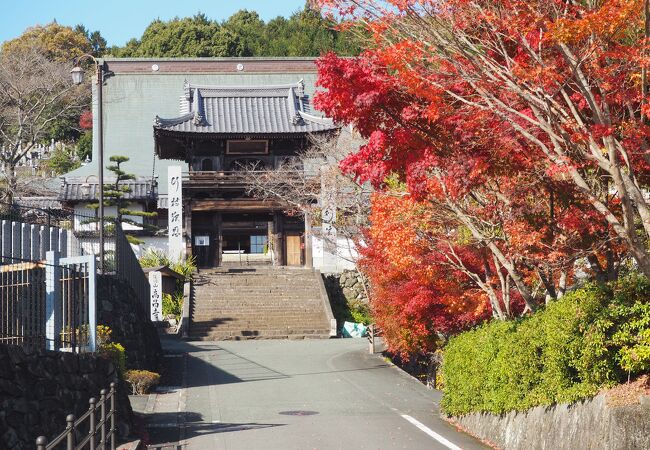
[0,344,132,450]
[451,394,650,450]
[323,269,368,304]
[98,275,162,371]
[323,269,370,326]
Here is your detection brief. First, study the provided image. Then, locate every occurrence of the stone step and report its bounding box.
[190,329,331,339]
[189,267,331,341]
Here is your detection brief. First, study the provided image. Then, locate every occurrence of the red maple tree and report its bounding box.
[312,0,646,352]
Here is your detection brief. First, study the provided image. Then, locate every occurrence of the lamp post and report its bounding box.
[71,56,105,272]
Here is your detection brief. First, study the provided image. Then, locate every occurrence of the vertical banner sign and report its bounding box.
[320,165,337,270]
[149,271,163,322]
[168,165,184,260]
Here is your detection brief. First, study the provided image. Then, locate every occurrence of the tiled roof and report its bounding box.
[13,197,64,210]
[58,178,157,201]
[153,80,338,135]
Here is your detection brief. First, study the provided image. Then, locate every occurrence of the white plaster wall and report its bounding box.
[312,234,358,273]
[73,202,145,231]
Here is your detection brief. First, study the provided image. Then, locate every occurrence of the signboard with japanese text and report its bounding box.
[168,166,184,260]
[149,271,163,322]
[320,165,337,270]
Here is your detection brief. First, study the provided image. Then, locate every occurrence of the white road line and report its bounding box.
[400,414,463,450]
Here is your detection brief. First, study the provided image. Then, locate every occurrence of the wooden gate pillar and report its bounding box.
[271,212,284,266]
[304,211,313,268]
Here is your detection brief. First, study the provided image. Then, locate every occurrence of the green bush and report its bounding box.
[441,274,650,416]
[99,342,126,375]
[162,292,183,318]
[139,248,196,281]
[349,299,373,325]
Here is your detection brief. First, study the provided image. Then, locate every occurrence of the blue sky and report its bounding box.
[0,0,308,46]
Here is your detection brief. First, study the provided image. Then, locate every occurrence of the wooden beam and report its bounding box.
[191,199,281,212]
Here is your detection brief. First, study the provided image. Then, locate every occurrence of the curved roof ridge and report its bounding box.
[154,113,194,127]
[187,81,304,91]
[298,111,335,126]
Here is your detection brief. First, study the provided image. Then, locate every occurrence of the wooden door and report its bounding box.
[286,234,302,266]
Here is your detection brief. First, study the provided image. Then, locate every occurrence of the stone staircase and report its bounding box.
[189,267,334,341]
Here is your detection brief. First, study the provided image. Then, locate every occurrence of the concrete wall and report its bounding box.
[73,202,146,231]
[451,394,650,450]
[0,219,73,261]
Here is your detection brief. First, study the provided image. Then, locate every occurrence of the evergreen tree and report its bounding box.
[109,3,360,58]
[90,156,157,244]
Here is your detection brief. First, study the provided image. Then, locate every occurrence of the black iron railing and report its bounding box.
[114,224,150,317]
[35,382,117,450]
[0,259,46,349]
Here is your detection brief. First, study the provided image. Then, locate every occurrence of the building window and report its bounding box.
[250,235,268,254]
[226,140,268,155]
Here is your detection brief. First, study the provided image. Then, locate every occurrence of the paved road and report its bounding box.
[141,337,487,450]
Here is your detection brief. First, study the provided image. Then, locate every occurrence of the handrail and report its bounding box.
[36,382,117,450]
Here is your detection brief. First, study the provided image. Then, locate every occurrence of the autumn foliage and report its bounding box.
[314,0,650,354]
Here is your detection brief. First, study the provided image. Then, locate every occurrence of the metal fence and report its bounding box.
[35,382,117,450]
[0,260,46,349]
[0,201,111,266]
[0,254,96,352]
[1,201,152,342]
[114,224,150,317]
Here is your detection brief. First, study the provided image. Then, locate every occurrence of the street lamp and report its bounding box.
[71,55,105,272]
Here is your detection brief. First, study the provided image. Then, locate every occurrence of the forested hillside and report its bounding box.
[108,7,359,57]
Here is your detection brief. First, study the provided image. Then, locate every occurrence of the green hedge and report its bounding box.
[441,274,650,416]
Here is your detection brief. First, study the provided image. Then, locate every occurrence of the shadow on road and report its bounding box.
[141,410,286,446]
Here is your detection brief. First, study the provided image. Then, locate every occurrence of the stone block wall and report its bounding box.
[0,344,132,450]
[451,393,650,450]
[97,275,162,372]
[324,269,368,304]
[323,269,369,327]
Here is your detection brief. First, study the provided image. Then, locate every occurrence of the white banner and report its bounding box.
[168,165,184,260]
[149,270,163,322]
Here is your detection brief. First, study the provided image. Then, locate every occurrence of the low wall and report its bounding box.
[451,394,650,450]
[323,269,368,304]
[0,344,132,450]
[97,275,162,371]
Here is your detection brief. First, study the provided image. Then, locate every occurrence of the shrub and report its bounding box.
[99,342,126,375]
[349,299,373,325]
[96,324,112,347]
[139,249,196,282]
[125,370,161,395]
[441,274,650,416]
[162,292,183,318]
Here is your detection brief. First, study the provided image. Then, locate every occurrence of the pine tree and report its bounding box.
[89,155,157,244]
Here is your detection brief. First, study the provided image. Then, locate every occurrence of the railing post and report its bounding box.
[89,397,97,450]
[368,324,375,355]
[66,414,75,450]
[100,388,107,449]
[45,251,62,351]
[88,256,97,352]
[35,436,47,450]
[110,382,116,450]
